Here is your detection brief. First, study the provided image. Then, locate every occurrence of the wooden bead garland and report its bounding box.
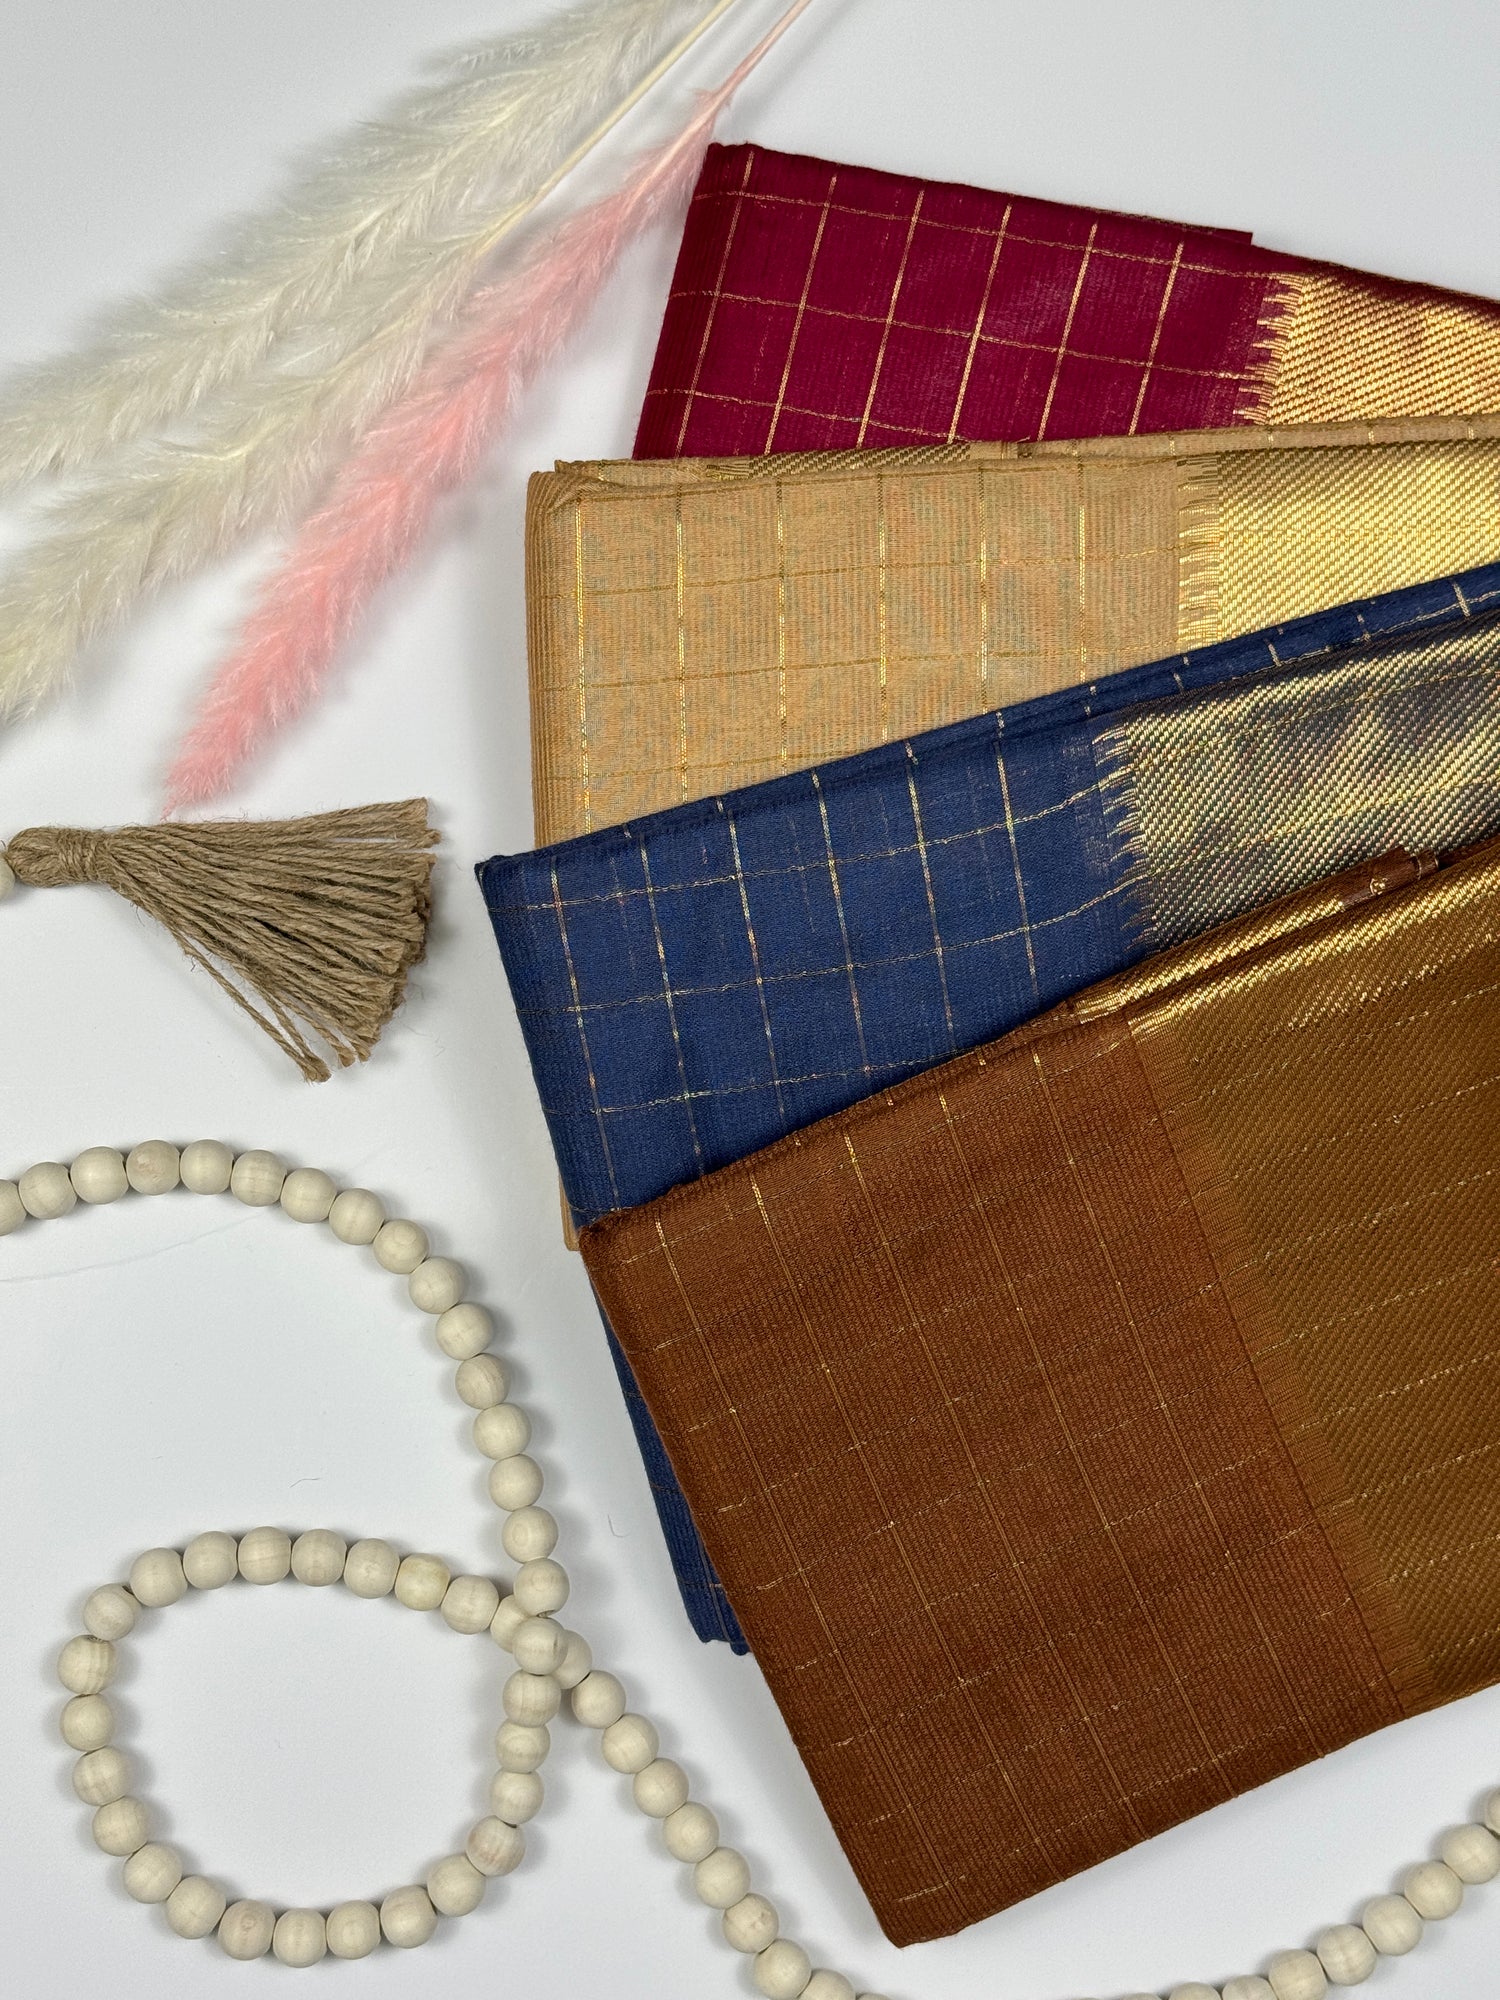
[12,1142,1500,1995]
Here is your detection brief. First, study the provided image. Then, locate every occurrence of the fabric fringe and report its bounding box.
[1175,457,1223,652]
[1234,268,1312,423]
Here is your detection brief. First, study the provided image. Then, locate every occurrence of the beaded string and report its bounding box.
[12,1140,1500,1995]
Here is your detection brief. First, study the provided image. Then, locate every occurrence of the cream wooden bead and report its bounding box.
[511,1615,567,1674]
[166,1875,226,1939]
[755,1940,813,1998]
[573,1670,627,1729]
[473,1402,531,1460]
[292,1529,348,1585]
[495,1721,551,1774]
[230,1150,286,1206]
[556,1629,593,1690]
[664,1802,719,1864]
[1222,1984,1275,2000]
[59,1633,115,1694]
[219,1899,276,1959]
[428,1852,487,1916]
[1266,1949,1327,2000]
[694,1847,752,1909]
[83,1583,138,1640]
[93,1796,151,1856]
[634,1757,690,1819]
[602,1713,659,1774]
[1314,1926,1375,1985]
[513,1557,569,1614]
[238,1525,292,1583]
[0,1180,24,1234]
[183,1530,238,1589]
[60,1694,114,1752]
[442,1573,501,1634]
[487,1453,543,1508]
[381,1885,438,1949]
[409,1255,465,1313]
[1361,1894,1422,1955]
[73,1746,131,1806]
[724,1893,780,1953]
[504,1670,562,1726]
[280,1167,336,1223]
[438,1302,494,1360]
[343,1537,400,1598]
[490,1594,529,1651]
[394,1552,450,1610]
[327,1188,385,1244]
[803,1976,856,2000]
[273,1908,328,1966]
[466,1816,526,1877]
[179,1139,233,1194]
[1402,1859,1462,1919]
[123,1841,182,1904]
[502,1505,558,1563]
[458,1355,510,1409]
[373,1217,428,1273]
[126,1141,180,1195]
[490,1768,544,1824]
[129,1545,186,1607]
[325,1901,381,1960]
[1485,1788,1500,1836]
[70,1146,128,1203]
[20,1161,76,1219]
[1439,1820,1500,1883]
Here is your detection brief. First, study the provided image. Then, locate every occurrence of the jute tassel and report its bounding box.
[0,801,437,1081]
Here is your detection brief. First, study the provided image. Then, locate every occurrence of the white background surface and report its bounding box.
[2,4,1499,1996]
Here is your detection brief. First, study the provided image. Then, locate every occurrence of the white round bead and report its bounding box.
[59,1634,115,1694]
[183,1530,239,1588]
[409,1256,465,1313]
[664,1802,719,1864]
[1403,1859,1463,1919]
[129,1546,186,1607]
[380,1884,437,1949]
[458,1355,510,1409]
[473,1403,531,1460]
[273,1908,327,1967]
[230,1150,286,1206]
[513,1558,569,1614]
[279,1167,336,1223]
[502,1505,558,1563]
[438,1302,494,1360]
[343,1537,400,1598]
[466,1816,526,1877]
[394,1552,450,1610]
[373,1217,428,1273]
[0,1180,25,1234]
[327,1188,385,1244]
[123,1841,182,1904]
[573,1671,627,1729]
[1439,1820,1500,1883]
[325,1901,381,1960]
[1222,1983,1276,2000]
[634,1757,690,1819]
[724,1893,780,1953]
[291,1529,347,1586]
[694,1847,751,1908]
[602,1713,659,1774]
[70,1147,128,1204]
[60,1694,114,1752]
[428,1852,487,1917]
[487,1453,542,1508]
[490,1768,544,1824]
[179,1140,234,1194]
[73,1746,132,1806]
[1266,1949,1327,2000]
[219,1899,275,1959]
[1314,1926,1375,1985]
[1361,1894,1423,1955]
[20,1162,76,1219]
[83,1583,139,1640]
[504,1670,562,1726]
[511,1616,567,1674]
[555,1628,593,1690]
[495,1721,551,1774]
[93,1796,151,1856]
[166,1875,226,1939]
[1485,1787,1500,1836]
[125,1141,180,1195]
[803,1976,856,2000]
[755,1940,813,1998]
[442,1574,501,1634]
[238,1526,292,1584]
[489,1594,529,1651]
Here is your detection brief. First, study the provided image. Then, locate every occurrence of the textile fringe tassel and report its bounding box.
[1,801,437,1081]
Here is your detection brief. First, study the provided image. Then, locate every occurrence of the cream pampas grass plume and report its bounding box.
[165,0,818,810]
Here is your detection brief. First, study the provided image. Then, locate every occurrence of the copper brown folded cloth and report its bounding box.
[638,141,1500,459]
[582,838,1500,1945]
[532,411,1500,839]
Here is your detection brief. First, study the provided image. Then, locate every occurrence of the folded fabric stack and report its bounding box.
[479,143,1500,1944]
